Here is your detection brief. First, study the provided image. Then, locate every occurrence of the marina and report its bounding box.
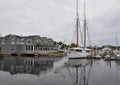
[0,0,120,85]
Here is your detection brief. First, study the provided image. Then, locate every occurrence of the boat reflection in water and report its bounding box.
[53,57,92,85]
[52,57,120,85]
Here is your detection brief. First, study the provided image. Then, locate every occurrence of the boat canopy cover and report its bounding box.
[70,47,91,51]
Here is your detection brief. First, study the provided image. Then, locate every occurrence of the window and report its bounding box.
[17,39,20,44]
[31,46,33,51]
[20,39,24,44]
[26,46,28,51]
[2,39,5,44]
[36,40,39,43]
[76,49,82,52]
[26,39,32,45]
[11,38,15,45]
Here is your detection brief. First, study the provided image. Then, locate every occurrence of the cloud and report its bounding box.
[0,0,120,46]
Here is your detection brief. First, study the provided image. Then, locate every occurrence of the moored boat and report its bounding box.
[68,0,92,59]
[68,47,91,59]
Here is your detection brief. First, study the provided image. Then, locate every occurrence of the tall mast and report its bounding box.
[76,0,79,46]
[83,0,87,48]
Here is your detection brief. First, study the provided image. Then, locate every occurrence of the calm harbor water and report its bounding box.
[0,56,120,85]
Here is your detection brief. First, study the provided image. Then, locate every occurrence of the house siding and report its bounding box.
[0,35,55,53]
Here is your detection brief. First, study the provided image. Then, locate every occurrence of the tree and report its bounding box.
[69,43,78,48]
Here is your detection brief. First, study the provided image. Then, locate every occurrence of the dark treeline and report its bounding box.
[55,41,120,50]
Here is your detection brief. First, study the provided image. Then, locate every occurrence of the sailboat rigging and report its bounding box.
[83,0,87,48]
[114,33,120,57]
[68,0,92,59]
[76,0,79,46]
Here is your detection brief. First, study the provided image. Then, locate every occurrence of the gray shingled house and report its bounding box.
[0,34,55,53]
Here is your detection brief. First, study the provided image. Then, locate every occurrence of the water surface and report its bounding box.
[0,56,120,85]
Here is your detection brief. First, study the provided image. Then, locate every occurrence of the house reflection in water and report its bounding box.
[0,56,56,75]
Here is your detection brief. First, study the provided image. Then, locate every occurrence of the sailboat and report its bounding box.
[114,33,120,59]
[68,0,91,59]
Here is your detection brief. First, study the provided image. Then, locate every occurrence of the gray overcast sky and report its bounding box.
[0,0,120,46]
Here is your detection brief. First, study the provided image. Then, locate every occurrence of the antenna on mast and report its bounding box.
[76,0,78,14]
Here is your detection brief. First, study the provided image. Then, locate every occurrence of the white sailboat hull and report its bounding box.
[67,51,91,59]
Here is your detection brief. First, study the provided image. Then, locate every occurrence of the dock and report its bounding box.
[2,51,65,57]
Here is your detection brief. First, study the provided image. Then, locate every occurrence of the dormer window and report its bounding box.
[11,38,15,45]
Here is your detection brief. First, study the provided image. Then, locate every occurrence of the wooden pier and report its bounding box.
[2,51,64,57]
